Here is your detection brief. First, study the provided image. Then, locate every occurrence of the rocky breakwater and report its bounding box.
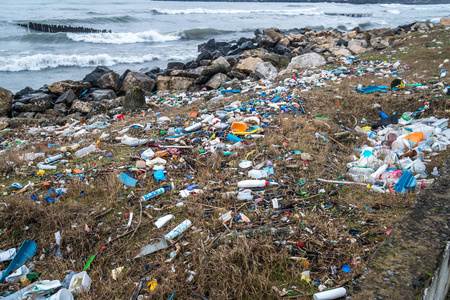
[0,20,444,128]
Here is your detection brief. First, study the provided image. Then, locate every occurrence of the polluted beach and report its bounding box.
[0,0,450,299]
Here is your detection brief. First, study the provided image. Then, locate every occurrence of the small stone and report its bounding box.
[412,280,423,288]
[387,270,394,276]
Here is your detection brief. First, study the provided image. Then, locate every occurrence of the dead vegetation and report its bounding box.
[0,26,449,299]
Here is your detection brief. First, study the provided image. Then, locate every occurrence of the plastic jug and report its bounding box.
[68,271,91,294]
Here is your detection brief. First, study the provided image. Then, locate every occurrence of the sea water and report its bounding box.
[0,0,449,92]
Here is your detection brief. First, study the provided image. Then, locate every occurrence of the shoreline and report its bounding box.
[0,18,448,123]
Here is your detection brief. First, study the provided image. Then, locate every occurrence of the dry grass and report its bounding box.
[0,26,449,299]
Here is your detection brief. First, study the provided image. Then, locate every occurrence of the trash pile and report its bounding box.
[0,27,449,300]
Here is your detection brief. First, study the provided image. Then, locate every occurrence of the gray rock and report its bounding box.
[0,87,13,117]
[238,41,256,51]
[120,72,156,94]
[90,89,117,102]
[13,86,34,99]
[15,92,52,105]
[254,62,278,80]
[101,98,121,110]
[157,76,195,93]
[83,66,112,87]
[170,68,203,79]
[205,73,229,90]
[70,100,93,114]
[48,80,91,97]
[98,71,121,92]
[201,63,229,78]
[167,62,185,70]
[124,87,145,111]
[54,103,68,114]
[287,53,326,70]
[0,117,10,130]
[234,57,264,74]
[348,39,368,48]
[55,89,76,105]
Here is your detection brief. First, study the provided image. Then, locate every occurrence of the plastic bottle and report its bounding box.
[369,185,385,193]
[44,154,63,164]
[370,164,388,180]
[140,187,167,202]
[164,220,192,240]
[168,127,184,135]
[313,287,346,300]
[247,134,264,139]
[184,122,202,132]
[237,189,253,200]
[74,144,96,158]
[238,180,278,188]
[348,167,373,183]
[154,214,174,229]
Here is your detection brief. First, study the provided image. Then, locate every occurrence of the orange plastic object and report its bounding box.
[231,122,248,132]
[190,111,198,118]
[403,132,423,147]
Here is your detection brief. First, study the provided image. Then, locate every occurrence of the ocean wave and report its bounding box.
[387,10,401,14]
[67,30,179,44]
[0,53,162,72]
[151,7,322,16]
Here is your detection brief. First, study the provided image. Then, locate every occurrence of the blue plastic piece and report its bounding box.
[394,171,417,194]
[0,240,37,283]
[153,169,166,182]
[119,173,138,187]
[379,110,389,118]
[272,96,281,102]
[226,134,243,142]
[357,85,389,94]
[46,188,64,203]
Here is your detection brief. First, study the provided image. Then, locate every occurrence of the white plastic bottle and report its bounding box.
[237,180,277,188]
[44,154,63,164]
[74,144,96,158]
[313,287,346,300]
[184,122,202,132]
[164,220,192,240]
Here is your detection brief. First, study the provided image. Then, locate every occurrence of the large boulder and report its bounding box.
[90,89,117,102]
[98,71,121,92]
[48,80,91,97]
[264,28,283,44]
[120,72,156,94]
[83,66,112,87]
[205,73,229,90]
[348,45,367,55]
[157,76,195,93]
[259,54,291,69]
[0,87,13,117]
[12,92,52,113]
[123,87,145,111]
[234,57,264,74]
[170,68,203,79]
[441,18,450,27]
[0,117,10,130]
[55,89,76,105]
[370,37,390,50]
[70,100,93,114]
[13,86,34,99]
[287,53,326,70]
[201,63,229,78]
[254,62,278,80]
[167,62,185,70]
[331,47,352,57]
